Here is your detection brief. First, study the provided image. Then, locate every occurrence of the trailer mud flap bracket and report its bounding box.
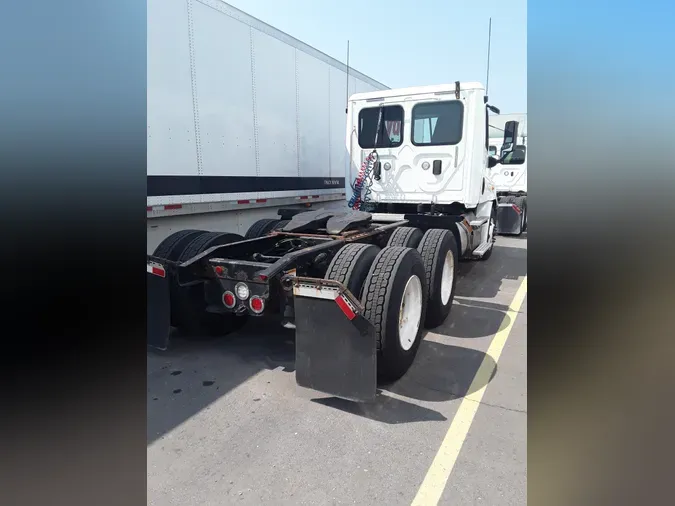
[292,278,377,402]
[147,260,171,351]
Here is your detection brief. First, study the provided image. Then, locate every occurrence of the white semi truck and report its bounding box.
[148,79,509,402]
[146,0,387,253]
[488,113,528,235]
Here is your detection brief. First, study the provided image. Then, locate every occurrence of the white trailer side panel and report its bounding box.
[147,0,387,211]
[191,5,257,181]
[147,0,198,181]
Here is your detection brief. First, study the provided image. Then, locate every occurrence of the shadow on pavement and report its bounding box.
[454,244,527,299]
[311,341,496,422]
[384,341,497,402]
[311,394,447,424]
[147,317,294,445]
[432,298,511,338]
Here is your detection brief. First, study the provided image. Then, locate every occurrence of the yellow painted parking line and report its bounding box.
[411,277,528,506]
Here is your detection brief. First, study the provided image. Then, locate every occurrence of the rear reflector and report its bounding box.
[250,296,264,314]
[512,204,522,214]
[223,291,236,308]
[147,263,166,278]
[335,295,356,320]
[214,265,225,276]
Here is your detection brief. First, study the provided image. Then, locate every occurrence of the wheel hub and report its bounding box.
[398,275,423,351]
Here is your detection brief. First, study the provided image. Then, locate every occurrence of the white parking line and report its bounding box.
[411,276,528,506]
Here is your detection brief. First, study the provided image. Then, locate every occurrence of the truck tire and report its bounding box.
[360,246,428,382]
[324,243,380,298]
[245,218,280,239]
[172,231,247,337]
[416,229,459,328]
[387,226,424,248]
[272,220,289,231]
[152,229,207,260]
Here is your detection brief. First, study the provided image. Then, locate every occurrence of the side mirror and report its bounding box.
[488,156,500,169]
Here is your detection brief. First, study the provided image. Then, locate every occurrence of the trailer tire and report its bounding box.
[416,229,459,328]
[245,219,280,239]
[272,220,289,231]
[152,229,208,260]
[172,231,247,337]
[387,227,424,248]
[361,246,427,382]
[324,243,380,298]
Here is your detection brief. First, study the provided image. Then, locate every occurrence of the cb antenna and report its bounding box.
[485,17,492,96]
[345,40,350,113]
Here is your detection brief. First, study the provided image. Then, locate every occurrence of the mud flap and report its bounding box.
[496,203,523,235]
[147,260,171,350]
[292,278,377,402]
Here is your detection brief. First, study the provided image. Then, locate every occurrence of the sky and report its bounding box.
[225,0,527,114]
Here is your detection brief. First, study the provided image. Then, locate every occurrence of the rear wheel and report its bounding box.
[324,243,380,298]
[172,231,247,338]
[417,229,459,327]
[387,227,424,248]
[245,218,280,239]
[360,246,427,382]
[152,229,207,260]
[272,220,289,231]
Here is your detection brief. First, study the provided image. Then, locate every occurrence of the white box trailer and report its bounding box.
[146,0,387,253]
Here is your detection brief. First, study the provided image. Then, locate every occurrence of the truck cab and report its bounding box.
[490,119,527,195]
[345,82,497,213]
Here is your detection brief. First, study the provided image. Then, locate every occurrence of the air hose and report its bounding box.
[348,106,384,211]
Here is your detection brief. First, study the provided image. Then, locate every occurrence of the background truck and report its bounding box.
[488,113,528,235]
[147,0,387,253]
[148,81,504,402]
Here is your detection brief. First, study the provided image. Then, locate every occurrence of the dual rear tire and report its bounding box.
[152,230,247,338]
[324,228,458,382]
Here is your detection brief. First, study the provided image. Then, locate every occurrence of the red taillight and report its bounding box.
[222,291,236,308]
[512,204,522,214]
[250,296,264,314]
[214,265,225,276]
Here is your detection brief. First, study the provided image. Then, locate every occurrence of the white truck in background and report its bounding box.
[146,0,387,253]
[488,113,527,235]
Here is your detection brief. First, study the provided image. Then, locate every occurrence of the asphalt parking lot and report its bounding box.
[148,234,527,506]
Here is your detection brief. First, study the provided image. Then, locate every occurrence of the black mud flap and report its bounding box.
[292,277,377,402]
[496,203,523,235]
[147,259,171,350]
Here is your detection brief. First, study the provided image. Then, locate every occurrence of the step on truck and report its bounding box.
[491,119,528,235]
[147,81,503,402]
